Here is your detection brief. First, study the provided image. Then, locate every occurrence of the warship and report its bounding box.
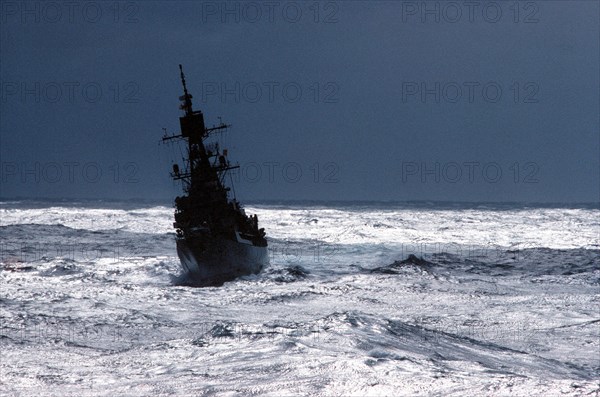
[162,65,268,286]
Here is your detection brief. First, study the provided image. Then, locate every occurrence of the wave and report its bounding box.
[310,311,596,381]
[369,254,435,275]
[429,248,600,277]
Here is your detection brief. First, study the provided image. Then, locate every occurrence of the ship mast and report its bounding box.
[162,65,239,197]
[179,64,193,116]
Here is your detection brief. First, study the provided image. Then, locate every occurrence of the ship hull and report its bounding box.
[176,236,268,286]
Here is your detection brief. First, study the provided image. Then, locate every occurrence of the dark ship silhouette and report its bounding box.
[162,65,268,286]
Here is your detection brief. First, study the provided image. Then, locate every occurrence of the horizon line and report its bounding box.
[1,196,598,208]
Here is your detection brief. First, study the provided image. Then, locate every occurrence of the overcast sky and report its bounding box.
[1,1,598,203]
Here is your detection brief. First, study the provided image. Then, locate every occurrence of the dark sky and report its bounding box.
[1,1,598,203]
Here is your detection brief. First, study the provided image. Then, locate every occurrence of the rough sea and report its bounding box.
[0,200,598,396]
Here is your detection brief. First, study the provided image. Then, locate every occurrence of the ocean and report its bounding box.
[1,200,598,396]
